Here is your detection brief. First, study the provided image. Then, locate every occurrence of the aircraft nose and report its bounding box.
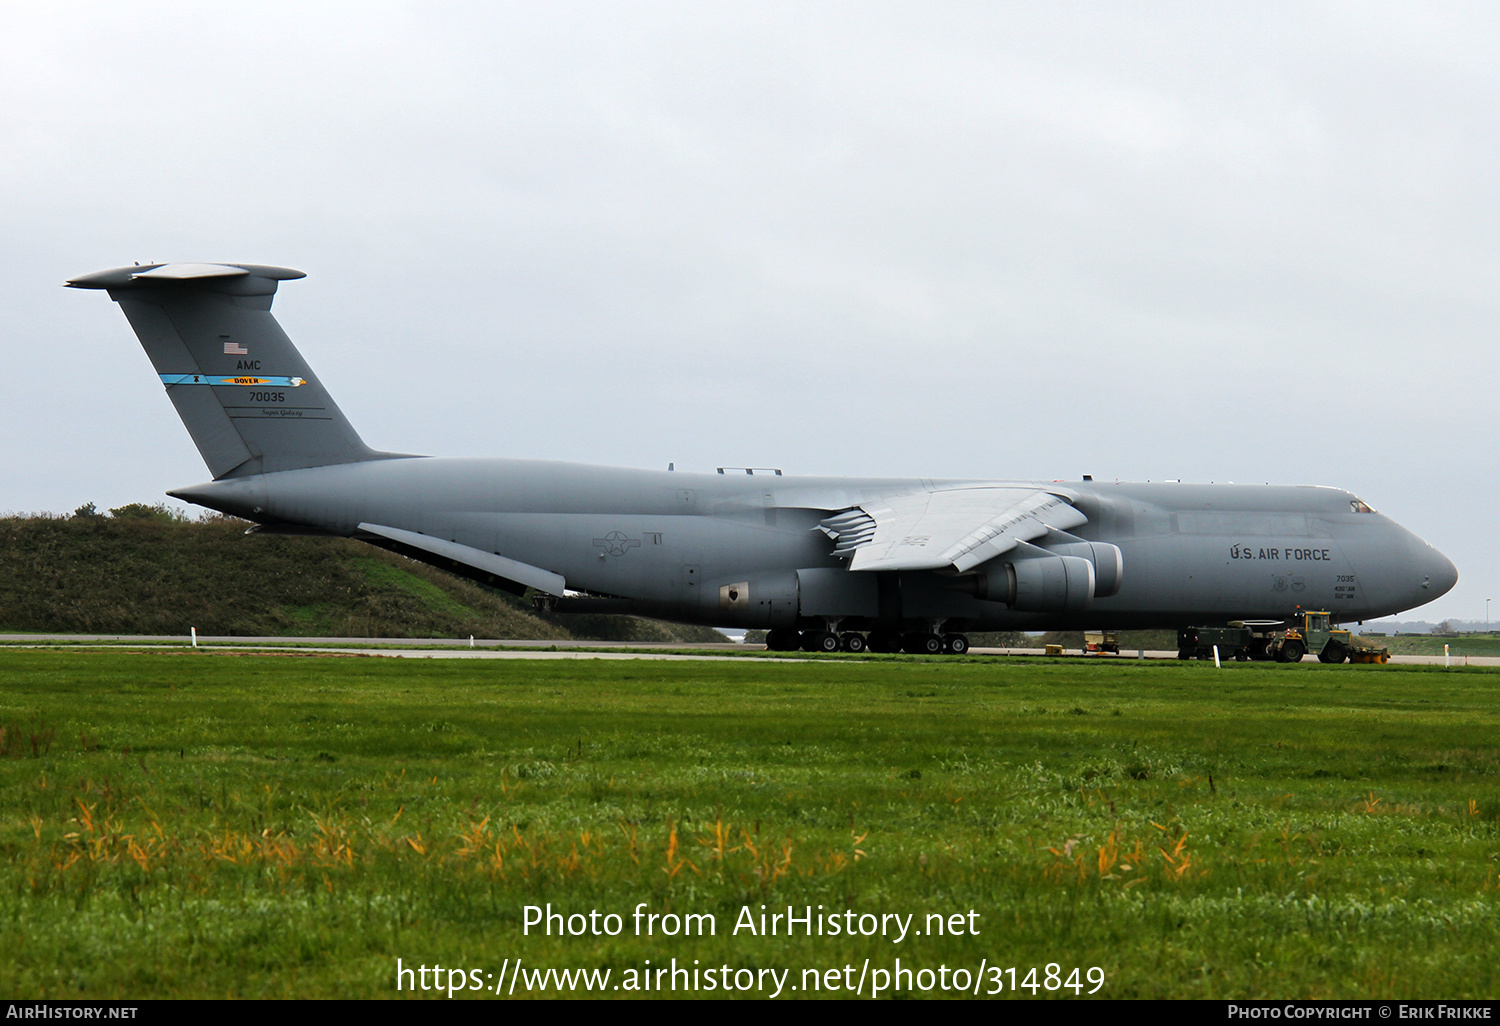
[1356,520,1458,617]
[1419,544,1458,600]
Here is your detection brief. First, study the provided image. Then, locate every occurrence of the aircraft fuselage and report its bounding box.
[171,457,1456,633]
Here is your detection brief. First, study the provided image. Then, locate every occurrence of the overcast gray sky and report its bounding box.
[2,1,1494,623]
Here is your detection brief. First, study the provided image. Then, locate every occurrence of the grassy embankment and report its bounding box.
[0,649,1496,999]
[1359,634,1500,657]
[0,511,721,642]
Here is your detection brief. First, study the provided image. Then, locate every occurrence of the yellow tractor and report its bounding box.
[1269,610,1383,664]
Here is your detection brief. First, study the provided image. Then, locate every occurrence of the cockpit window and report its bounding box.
[1350,499,1375,514]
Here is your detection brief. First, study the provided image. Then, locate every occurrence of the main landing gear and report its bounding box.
[763,628,971,655]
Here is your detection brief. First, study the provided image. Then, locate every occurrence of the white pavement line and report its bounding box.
[1,643,811,663]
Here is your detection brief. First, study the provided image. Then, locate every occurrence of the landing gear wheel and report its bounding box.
[764,628,801,652]
[866,630,901,654]
[802,631,840,653]
[840,632,868,653]
[942,634,970,655]
[903,633,944,655]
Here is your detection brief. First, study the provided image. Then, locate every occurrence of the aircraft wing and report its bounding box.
[818,487,1086,573]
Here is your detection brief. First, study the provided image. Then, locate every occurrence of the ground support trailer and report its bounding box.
[1177,625,1259,661]
[1084,630,1120,654]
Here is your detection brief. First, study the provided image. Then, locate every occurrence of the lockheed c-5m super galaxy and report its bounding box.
[67,262,1458,656]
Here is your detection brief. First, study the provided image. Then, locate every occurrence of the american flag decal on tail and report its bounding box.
[224,341,248,355]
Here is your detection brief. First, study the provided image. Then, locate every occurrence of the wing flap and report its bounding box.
[821,487,1087,573]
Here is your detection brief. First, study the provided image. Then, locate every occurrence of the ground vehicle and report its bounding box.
[1176,612,1386,664]
[1084,630,1120,654]
[1177,624,1261,661]
[1276,611,1354,663]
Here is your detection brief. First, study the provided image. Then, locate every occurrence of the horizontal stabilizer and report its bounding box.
[356,523,566,597]
[66,263,307,290]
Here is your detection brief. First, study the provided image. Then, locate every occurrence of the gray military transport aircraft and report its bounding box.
[68,262,1458,655]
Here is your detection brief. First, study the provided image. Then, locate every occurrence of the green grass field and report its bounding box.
[1,649,1497,999]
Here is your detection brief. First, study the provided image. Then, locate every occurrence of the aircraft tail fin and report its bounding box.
[68,263,390,479]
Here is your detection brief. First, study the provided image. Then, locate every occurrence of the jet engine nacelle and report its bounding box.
[1036,540,1123,598]
[965,537,1123,611]
[972,554,1097,612]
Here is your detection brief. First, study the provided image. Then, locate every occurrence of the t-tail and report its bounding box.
[67,262,395,478]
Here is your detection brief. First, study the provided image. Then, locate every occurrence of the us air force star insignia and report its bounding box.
[593,531,641,556]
